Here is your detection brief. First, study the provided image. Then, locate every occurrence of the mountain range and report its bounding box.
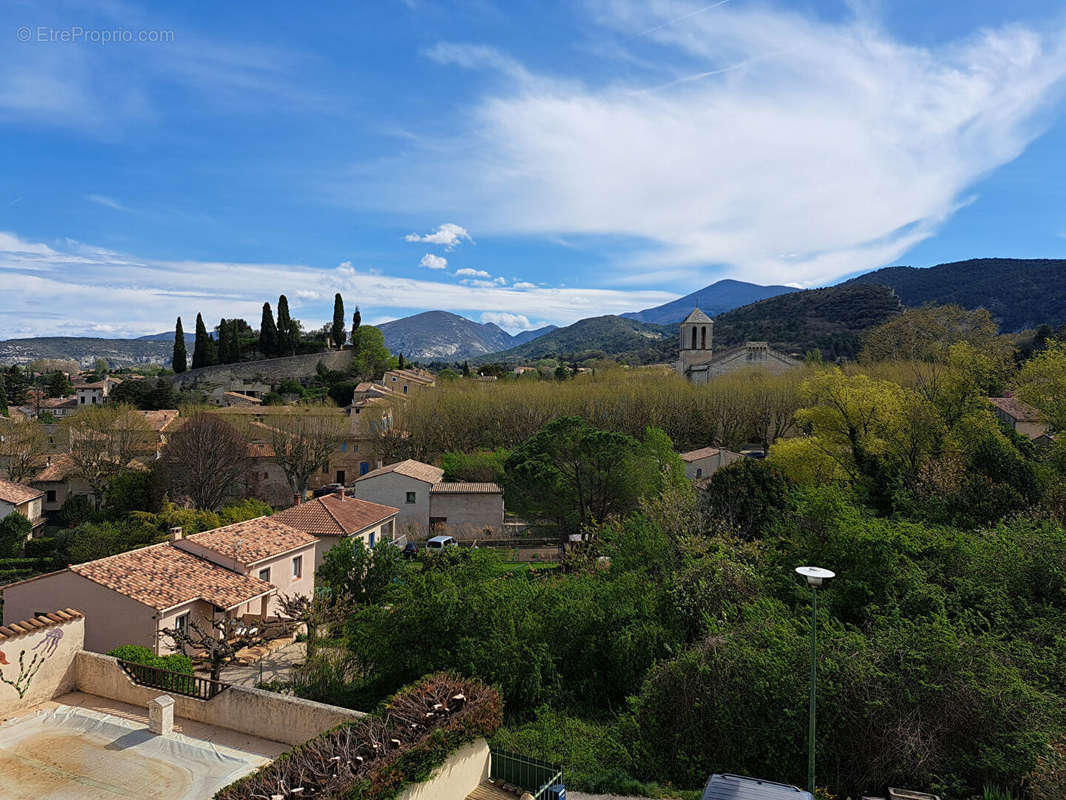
[377,311,558,361]
[622,279,798,324]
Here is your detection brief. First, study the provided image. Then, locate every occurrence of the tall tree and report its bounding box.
[46,371,72,398]
[397,353,406,369]
[0,372,7,413]
[259,302,278,356]
[331,293,346,349]
[276,295,296,356]
[0,421,46,483]
[3,366,28,406]
[266,407,348,499]
[160,413,249,510]
[351,326,394,379]
[192,313,216,369]
[351,306,361,345]
[63,404,155,502]
[172,317,187,373]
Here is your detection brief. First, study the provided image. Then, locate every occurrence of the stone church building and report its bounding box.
[676,309,800,384]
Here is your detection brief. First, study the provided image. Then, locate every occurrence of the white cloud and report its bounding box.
[455,267,491,278]
[368,4,1066,286]
[512,281,537,289]
[419,253,448,270]
[481,312,534,331]
[0,232,674,338]
[405,223,473,249]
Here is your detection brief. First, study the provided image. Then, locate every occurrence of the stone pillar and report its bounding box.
[148,695,175,735]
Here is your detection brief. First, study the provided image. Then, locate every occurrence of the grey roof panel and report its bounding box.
[702,774,814,800]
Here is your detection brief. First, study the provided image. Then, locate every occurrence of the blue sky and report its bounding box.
[2,0,1066,338]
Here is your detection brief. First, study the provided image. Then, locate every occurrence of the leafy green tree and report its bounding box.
[699,458,794,539]
[192,312,216,369]
[331,293,345,349]
[1014,340,1066,432]
[504,417,663,535]
[317,538,409,606]
[172,317,187,373]
[351,326,394,379]
[259,302,278,356]
[46,371,72,398]
[0,512,32,557]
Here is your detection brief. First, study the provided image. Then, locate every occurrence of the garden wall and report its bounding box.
[0,610,84,718]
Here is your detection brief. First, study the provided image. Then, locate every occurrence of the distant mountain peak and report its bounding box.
[623,279,798,324]
[377,310,555,362]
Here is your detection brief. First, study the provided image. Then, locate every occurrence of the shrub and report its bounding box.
[107,644,194,675]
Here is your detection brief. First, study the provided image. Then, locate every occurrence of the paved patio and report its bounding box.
[220,639,307,687]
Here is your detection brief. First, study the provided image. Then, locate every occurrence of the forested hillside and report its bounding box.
[845,258,1066,331]
[480,315,676,364]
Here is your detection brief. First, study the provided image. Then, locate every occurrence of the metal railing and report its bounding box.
[490,749,563,799]
[118,659,229,700]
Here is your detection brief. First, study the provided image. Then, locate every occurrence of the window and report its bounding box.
[382,519,394,537]
[695,468,703,478]
[46,490,56,503]
[174,612,189,634]
[360,462,370,475]
[292,555,302,579]
[369,531,375,547]
[405,491,416,504]
[79,396,86,404]
[258,567,271,582]
[391,376,397,382]
[402,385,408,394]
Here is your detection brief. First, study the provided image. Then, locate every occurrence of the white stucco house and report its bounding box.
[0,477,45,537]
[680,447,744,481]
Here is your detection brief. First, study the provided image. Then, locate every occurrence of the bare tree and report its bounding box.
[62,404,155,502]
[160,617,268,682]
[0,421,46,483]
[161,412,249,510]
[265,407,348,498]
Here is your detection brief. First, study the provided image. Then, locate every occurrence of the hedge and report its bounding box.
[107,644,194,675]
[215,673,502,800]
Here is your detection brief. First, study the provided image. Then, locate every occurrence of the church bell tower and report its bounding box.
[678,308,714,375]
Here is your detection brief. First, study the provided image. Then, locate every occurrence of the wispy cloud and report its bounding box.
[456,267,491,278]
[0,233,674,338]
[85,194,132,212]
[362,2,1066,286]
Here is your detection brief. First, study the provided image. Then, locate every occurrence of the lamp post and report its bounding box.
[796,566,835,796]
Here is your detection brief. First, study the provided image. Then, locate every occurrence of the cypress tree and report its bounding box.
[462,361,471,378]
[259,302,278,357]
[331,293,345,349]
[351,307,361,342]
[218,319,232,364]
[0,373,7,414]
[276,295,294,356]
[172,317,187,373]
[398,353,406,369]
[192,313,216,369]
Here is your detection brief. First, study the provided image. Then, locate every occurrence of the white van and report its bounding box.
[425,535,458,551]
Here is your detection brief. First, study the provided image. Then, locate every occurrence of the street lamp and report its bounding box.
[796,566,835,796]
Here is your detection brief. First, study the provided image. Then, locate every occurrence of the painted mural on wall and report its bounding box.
[0,626,63,698]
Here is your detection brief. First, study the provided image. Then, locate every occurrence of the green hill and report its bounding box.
[478,315,675,364]
[710,283,903,359]
[844,258,1066,332]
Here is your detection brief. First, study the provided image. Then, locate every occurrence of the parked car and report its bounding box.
[402,541,419,559]
[426,535,457,551]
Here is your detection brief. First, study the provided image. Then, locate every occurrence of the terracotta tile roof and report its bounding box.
[247,441,276,458]
[430,482,502,494]
[70,543,273,611]
[989,396,1045,422]
[0,608,83,642]
[355,459,444,485]
[184,517,316,567]
[0,477,44,504]
[273,494,398,537]
[33,453,76,482]
[680,447,722,462]
[37,396,77,409]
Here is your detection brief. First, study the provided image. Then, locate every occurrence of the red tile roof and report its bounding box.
[355,459,444,485]
[184,517,316,567]
[70,543,273,611]
[137,409,180,431]
[680,447,723,462]
[0,609,83,642]
[0,477,44,504]
[430,482,502,494]
[272,494,398,537]
[33,453,76,482]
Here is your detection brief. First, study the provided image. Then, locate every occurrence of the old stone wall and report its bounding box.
[167,350,352,391]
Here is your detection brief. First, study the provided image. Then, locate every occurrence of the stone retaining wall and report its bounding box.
[168,349,352,390]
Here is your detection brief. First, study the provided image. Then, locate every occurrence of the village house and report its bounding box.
[0,477,45,536]
[676,309,800,383]
[382,367,436,395]
[989,396,1049,439]
[1,516,316,654]
[680,446,744,480]
[75,376,122,407]
[353,459,505,538]
[272,491,399,568]
[31,453,93,516]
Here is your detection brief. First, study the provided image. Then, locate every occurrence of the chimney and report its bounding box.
[335,486,346,501]
[293,493,302,506]
[169,527,183,542]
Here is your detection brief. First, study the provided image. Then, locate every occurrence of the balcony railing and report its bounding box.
[490,749,563,799]
[118,659,229,700]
